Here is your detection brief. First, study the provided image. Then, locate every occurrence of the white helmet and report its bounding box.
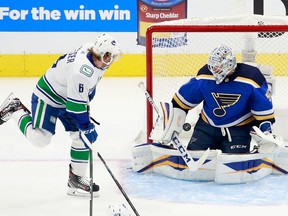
[106,203,132,216]
[208,44,237,84]
[92,33,122,66]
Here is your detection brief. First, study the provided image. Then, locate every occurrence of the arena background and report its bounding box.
[1,0,287,77]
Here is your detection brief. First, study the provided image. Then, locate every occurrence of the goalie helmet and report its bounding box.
[92,33,122,66]
[208,44,237,84]
[106,203,132,216]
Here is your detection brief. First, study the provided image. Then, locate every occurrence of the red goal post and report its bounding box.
[144,15,288,142]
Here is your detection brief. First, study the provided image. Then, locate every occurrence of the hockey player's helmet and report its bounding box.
[208,44,237,84]
[92,33,122,67]
[106,203,132,216]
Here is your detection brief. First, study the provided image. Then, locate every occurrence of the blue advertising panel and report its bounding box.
[0,0,137,32]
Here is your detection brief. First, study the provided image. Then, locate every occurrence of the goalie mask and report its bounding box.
[208,44,237,84]
[92,33,122,67]
[106,203,132,216]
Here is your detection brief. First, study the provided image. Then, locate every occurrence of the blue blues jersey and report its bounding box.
[173,63,275,127]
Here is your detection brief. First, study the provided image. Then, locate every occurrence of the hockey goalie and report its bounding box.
[132,44,288,184]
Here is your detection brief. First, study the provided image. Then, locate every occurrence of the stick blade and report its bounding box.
[195,148,210,168]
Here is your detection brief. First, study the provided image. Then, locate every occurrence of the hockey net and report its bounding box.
[135,14,288,145]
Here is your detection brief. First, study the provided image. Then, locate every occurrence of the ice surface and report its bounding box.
[0,77,288,216]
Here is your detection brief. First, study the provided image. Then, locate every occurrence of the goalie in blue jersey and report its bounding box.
[161,44,281,154]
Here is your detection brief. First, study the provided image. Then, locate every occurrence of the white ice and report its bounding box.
[0,77,288,216]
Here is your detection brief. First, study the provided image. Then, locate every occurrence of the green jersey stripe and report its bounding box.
[37,76,66,105]
[66,100,87,113]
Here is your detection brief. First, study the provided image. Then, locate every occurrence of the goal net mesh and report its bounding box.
[136,15,288,144]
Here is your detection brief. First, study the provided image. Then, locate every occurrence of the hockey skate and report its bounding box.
[67,164,100,197]
[0,93,30,125]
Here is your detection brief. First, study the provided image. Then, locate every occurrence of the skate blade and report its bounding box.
[67,187,100,198]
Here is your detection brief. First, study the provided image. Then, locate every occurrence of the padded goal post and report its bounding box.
[144,15,288,142]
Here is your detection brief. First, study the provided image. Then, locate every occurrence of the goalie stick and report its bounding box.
[138,82,160,115]
[138,82,209,171]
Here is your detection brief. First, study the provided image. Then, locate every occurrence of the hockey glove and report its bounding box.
[250,121,284,153]
[79,122,98,149]
[150,102,186,144]
[88,88,96,101]
[259,121,272,133]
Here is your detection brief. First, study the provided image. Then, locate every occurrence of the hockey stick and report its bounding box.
[98,152,140,216]
[90,116,100,125]
[89,149,93,216]
[81,119,140,216]
[138,82,194,130]
[171,132,210,171]
[138,81,209,171]
[79,135,94,216]
[82,116,98,216]
[138,82,160,115]
[81,138,140,216]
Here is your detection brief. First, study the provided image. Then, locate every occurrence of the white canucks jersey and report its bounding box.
[33,43,105,127]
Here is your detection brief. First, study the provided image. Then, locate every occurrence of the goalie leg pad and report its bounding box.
[132,143,153,173]
[272,147,288,175]
[215,153,273,184]
[150,147,220,181]
[132,142,220,181]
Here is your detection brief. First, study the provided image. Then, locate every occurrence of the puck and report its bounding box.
[183,123,192,131]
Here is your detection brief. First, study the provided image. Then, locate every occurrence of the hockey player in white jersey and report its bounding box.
[0,33,122,197]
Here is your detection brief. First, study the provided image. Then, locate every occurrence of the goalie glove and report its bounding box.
[250,121,284,153]
[150,102,186,144]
